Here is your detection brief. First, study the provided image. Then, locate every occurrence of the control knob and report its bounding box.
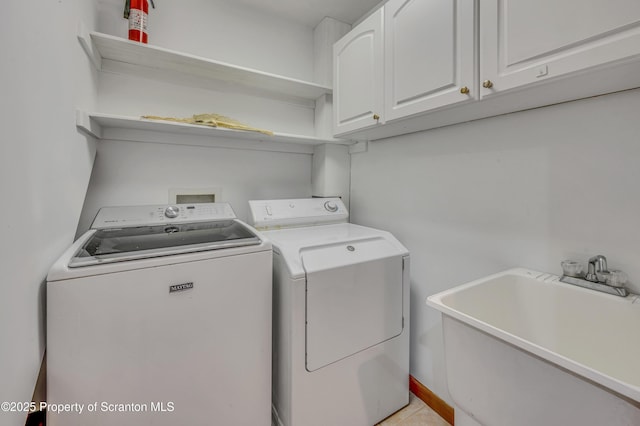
[164,205,180,218]
[324,201,339,212]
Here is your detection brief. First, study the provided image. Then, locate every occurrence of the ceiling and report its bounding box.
[234,0,384,27]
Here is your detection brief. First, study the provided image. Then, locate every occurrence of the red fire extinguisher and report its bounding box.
[124,0,155,44]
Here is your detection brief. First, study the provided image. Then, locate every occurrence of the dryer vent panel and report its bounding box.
[302,237,404,372]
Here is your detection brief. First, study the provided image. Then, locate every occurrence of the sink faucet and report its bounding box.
[560,255,629,297]
[585,255,608,282]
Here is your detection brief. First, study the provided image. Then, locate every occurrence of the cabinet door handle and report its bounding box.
[460,86,470,94]
[373,114,380,120]
[482,80,494,89]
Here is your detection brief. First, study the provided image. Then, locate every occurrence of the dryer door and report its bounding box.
[301,237,404,372]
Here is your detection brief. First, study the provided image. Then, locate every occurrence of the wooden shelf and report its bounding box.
[76,111,353,154]
[78,30,332,104]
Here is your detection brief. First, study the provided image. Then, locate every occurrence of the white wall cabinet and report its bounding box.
[333,8,384,135]
[480,0,640,98]
[384,0,476,121]
[335,0,640,141]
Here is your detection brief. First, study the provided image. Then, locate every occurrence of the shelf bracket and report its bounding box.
[77,22,102,70]
[76,110,103,139]
[349,140,368,154]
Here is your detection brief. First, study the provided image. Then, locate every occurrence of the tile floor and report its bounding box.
[376,392,452,426]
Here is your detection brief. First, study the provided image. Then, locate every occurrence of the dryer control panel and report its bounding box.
[91,203,237,229]
[248,198,348,230]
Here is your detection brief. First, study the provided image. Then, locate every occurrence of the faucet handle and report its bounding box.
[606,270,628,288]
[561,260,583,277]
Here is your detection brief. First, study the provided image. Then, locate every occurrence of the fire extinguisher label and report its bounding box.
[128,9,148,32]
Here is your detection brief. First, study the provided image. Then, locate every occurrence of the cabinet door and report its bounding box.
[333,8,384,136]
[385,0,476,121]
[480,0,640,98]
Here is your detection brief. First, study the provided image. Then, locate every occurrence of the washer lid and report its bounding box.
[69,219,260,267]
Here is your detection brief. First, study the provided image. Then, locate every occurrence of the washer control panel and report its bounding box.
[248,198,348,230]
[91,203,237,229]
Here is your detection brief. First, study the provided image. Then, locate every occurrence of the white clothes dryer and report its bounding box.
[248,198,410,426]
[47,203,272,426]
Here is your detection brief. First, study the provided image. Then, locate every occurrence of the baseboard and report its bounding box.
[409,375,455,425]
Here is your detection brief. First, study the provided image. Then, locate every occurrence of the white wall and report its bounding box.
[77,140,312,233]
[0,1,98,425]
[350,88,640,406]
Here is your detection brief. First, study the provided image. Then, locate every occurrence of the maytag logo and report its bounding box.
[169,282,194,293]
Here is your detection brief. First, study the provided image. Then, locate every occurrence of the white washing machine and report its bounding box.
[248,198,410,426]
[47,203,272,426]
